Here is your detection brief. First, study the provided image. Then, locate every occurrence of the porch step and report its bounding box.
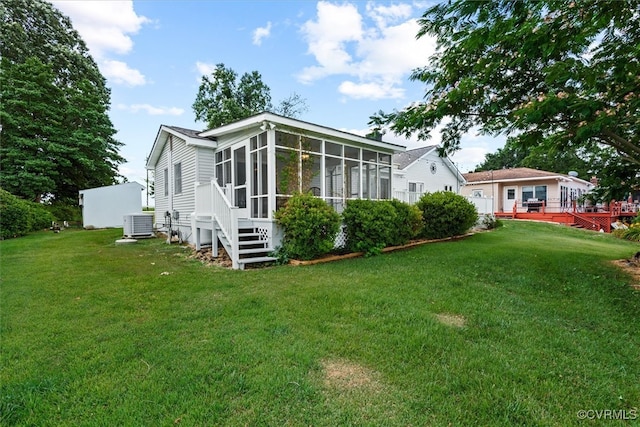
[239,247,275,255]
[237,256,277,266]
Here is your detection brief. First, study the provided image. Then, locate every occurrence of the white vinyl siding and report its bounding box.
[196,147,215,183]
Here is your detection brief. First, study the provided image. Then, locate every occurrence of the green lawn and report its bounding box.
[1,221,639,426]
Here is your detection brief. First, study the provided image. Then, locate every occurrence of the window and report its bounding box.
[163,168,168,196]
[472,190,483,198]
[173,163,182,194]
[409,182,424,193]
[507,188,515,200]
[215,148,232,187]
[522,185,547,203]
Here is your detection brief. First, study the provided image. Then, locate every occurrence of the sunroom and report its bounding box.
[191,113,404,268]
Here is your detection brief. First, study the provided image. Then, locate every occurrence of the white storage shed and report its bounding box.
[79,182,145,228]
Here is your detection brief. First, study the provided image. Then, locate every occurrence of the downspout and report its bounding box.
[167,134,174,243]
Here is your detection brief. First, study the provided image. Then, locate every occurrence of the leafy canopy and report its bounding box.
[370,0,640,167]
[0,0,124,202]
[193,63,308,129]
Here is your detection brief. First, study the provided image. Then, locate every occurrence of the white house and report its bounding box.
[146,112,406,269]
[392,146,466,204]
[79,182,145,228]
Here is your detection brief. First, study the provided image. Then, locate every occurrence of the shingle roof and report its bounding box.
[166,125,214,141]
[393,146,437,169]
[463,167,571,183]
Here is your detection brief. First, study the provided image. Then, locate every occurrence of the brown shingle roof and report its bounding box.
[463,167,570,183]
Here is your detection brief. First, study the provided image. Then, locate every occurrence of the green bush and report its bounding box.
[387,199,423,246]
[417,191,478,239]
[0,189,55,239]
[274,192,341,260]
[45,202,82,223]
[342,199,397,256]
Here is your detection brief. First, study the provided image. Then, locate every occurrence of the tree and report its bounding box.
[193,64,272,129]
[0,0,124,202]
[193,63,308,129]
[370,1,640,170]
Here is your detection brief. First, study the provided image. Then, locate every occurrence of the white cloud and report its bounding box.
[51,1,150,85]
[102,60,146,86]
[297,1,436,101]
[117,104,184,116]
[338,81,404,100]
[253,22,272,46]
[196,61,218,77]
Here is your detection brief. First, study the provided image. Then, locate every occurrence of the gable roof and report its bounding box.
[199,112,406,152]
[148,113,407,169]
[463,167,593,186]
[393,146,438,170]
[146,125,217,169]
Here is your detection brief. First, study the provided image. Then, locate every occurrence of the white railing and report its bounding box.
[195,181,213,216]
[194,179,240,268]
[393,190,423,204]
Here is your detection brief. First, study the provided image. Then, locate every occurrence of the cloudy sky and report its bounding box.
[51,0,505,187]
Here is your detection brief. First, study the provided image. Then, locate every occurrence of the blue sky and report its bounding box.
[51,0,505,185]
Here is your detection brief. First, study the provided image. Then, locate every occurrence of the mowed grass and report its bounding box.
[1,221,639,426]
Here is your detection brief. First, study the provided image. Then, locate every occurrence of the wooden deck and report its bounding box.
[494,201,638,233]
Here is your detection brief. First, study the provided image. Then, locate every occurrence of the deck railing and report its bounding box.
[194,180,240,267]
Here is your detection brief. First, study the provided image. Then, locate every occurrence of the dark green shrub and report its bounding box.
[417,191,478,239]
[274,192,341,260]
[0,189,55,239]
[387,199,423,246]
[45,202,82,223]
[342,199,397,256]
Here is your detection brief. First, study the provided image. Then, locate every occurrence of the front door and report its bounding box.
[504,186,516,212]
[233,144,248,217]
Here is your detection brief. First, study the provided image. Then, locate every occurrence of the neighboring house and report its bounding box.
[146,112,405,269]
[392,146,466,203]
[461,167,595,213]
[79,182,145,228]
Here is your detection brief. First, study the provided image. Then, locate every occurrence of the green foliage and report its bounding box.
[417,191,478,239]
[615,216,640,242]
[0,188,55,239]
[193,64,272,129]
[387,199,423,246]
[481,214,502,230]
[192,63,308,129]
[370,0,640,173]
[45,202,82,223]
[274,193,341,260]
[342,199,397,256]
[0,0,123,202]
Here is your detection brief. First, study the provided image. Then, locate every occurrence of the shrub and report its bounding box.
[45,202,82,223]
[274,192,341,260]
[0,189,55,239]
[387,199,423,246]
[417,191,478,239]
[342,199,397,256]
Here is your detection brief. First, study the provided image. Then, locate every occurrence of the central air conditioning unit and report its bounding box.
[123,214,154,238]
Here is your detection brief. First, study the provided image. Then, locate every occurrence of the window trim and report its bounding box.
[173,162,182,195]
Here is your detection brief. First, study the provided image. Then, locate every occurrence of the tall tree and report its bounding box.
[370,0,640,171]
[193,64,273,129]
[193,63,309,129]
[0,0,123,202]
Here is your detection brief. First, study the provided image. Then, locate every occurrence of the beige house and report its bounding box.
[461,168,595,213]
